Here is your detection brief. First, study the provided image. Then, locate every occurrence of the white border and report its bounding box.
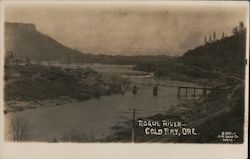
[0,1,249,159]
[0,1,5,158]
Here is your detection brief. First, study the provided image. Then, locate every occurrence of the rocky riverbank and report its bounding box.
[4,97,77,114]
[104,84,244,143]
[4,64,129,114]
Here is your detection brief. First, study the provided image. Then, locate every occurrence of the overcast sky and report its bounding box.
[5,2,248,56]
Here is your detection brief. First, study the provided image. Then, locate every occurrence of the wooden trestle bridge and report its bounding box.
[121,77,226,97]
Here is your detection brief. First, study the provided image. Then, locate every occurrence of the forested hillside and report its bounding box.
[134,22,246,84]
[182,23,246,79]
[107,22,247,143]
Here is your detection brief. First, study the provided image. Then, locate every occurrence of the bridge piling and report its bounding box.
[133,79,221,98]
[203,89,207,96]
[153,86,158,96]
[185,88,188,97]
[177,87,180,98]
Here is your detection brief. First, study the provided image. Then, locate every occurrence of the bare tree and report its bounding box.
[11,118,30,142]
[61,128,89,142]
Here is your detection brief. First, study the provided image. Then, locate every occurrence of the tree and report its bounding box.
[66,56,71,68]
[239,21,244,32]
[209,35,212,43]
[213,31,216,41]
[5,51,15,65]
[222,32,225,39]
[232,27,239,35]
[11,118,30,142]
[40,54,43,64]
[25,56,30,64]
[7,50,14,59]
[204,36,207,45]
[61,128,89,142]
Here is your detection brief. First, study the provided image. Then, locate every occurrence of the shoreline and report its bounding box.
[4,97,77,114]
[4,76,204,115]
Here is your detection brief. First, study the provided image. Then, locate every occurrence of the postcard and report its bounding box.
[1,1,249,159]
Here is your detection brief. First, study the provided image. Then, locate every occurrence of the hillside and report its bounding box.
[5,22,173,65]
[5,22,84,62]
[133,25,246,85]
[181,29,246,79]
[106,23,247,143]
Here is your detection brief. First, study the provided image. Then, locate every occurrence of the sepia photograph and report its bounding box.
[2,0,248,147]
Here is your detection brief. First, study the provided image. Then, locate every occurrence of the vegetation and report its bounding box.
[5,21,246,143]
[59,128,95,142]
[182,26,246,79]
[105,22,246,143]
[133,22,246,83]
[105,85,244,143]
[11,117,30,142]
[4,64,125,114]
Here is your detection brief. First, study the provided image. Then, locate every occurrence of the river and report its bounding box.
[4,64,202,142]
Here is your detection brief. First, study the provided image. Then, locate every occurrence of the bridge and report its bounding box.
[136,83,223,97]
[176,86,223,98]
[118,76,227,97]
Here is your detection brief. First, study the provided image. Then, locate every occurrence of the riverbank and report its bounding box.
[104,84,244,143]
[4,64,128,114]
[133,62,223,87]
[104,59,245,143]
[4,97,77,114]
[4,62,244,143]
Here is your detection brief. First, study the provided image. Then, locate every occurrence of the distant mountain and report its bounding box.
[5,22,84,62]
[5,22,172,64]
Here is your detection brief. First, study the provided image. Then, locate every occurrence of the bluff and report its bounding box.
[5,22,172,64]
[5,22,83,61]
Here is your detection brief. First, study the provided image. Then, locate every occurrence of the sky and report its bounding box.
[4,2,248,56]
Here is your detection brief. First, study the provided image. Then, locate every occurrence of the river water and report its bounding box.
[4,64,202,142]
